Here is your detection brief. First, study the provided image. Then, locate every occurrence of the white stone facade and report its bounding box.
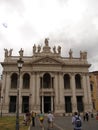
[0,39,92,115]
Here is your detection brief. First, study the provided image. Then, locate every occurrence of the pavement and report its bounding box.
[28,116,98,130]
[28,117,60,130]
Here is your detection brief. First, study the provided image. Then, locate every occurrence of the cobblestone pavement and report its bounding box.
[29,116,98,130]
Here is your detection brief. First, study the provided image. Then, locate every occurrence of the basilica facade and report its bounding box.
[1,39,92,115]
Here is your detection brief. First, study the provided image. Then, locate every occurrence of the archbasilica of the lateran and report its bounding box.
[0,38,92,115]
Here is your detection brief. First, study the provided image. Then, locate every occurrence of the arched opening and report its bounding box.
[43,73,51,88]
[23,73,30,89]
[75,74,82,89]
[64,74,70,89]
[11,73,18,89]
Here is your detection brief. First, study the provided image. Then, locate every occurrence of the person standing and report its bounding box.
[85,112,89,121]
[72,112,82,130]
[51,111,55,128]
[47,111,54,129]
[24,111,31,125]
[38,111,44,128]
[31,111,36,127]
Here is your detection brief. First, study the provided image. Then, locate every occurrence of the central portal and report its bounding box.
[44,96,51,113]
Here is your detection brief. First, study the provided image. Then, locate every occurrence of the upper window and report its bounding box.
[90,83,93,91]
[11,73,18,89]
[75,74,82,89]
[64,74,70,89]
[43,73,51,88]
[23,73,30,89]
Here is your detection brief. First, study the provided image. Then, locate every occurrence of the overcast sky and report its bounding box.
[0,0,98,74]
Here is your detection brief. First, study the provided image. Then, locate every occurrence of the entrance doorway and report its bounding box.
[44,96,51,113]
[9,96,16,113]
[22,96,29,113]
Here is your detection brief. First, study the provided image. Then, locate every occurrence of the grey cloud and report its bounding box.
[58,0,68,5]
[0,33,10,48]
[0,0,24,15]
[0,0,98,72]
[19,21,38,40]
[48,16,98,69]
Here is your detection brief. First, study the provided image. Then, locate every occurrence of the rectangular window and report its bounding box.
[90,84,93,91]
[93,101,95,109]
[77,96,84,112]
[9,96,16,113]
[40,77,42,88]
[65,96,72,113]
[22,96,29,113]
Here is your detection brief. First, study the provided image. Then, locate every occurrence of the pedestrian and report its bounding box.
[47,111,54,129]
[83,112,85,121]
[85,112,89,121]
[51,111,55,128]
[96,111,98,120]
[25,111,31,125]
[72,112,82,130]
[31,111,36,127]
[23,113,27,125]
[38,111,44,128]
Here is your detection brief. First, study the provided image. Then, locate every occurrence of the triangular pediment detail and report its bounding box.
[32,56,65,65]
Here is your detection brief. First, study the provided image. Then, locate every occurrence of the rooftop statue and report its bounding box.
[33,44,36,54]
[4,48,8,57]
[19,48,24,57]
[45,38,49,46]
[80,51,87,59]
[80,51,83,59]
[57,45,61,54]
[9,49,13,56]
[83,51,87,59]
[53,46,56,53]
[38,45,41,53]
[69,49,73,58]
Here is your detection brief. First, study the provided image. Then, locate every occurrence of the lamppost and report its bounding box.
[0,96,3,117]
[16,58,24,130]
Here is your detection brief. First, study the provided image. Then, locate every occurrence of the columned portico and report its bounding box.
[51,96,54,112]
[41,96,44,112]
[58,72,65,113]
[36,72,40,111]
[29,73,33,110]
[1,72,7,113]
[19,74,22,113]
[5,73,10,113]
[0,38,92,115]
[82,73,89,111]
[71,73,77,112]
[54,73,59,113]
[39,95,54,113]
